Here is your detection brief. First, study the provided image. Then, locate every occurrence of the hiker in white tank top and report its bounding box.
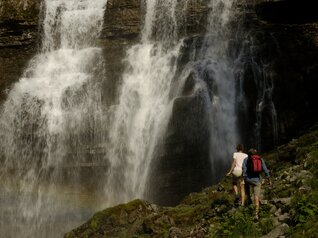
[226,144,247,206]
[232,152,247,177]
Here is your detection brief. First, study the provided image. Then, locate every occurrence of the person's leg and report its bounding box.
[253,183,261,219]
[255,195,260,214]
[240,179,245,206]
[232,176,241,205]
[233,184,238,195]
[232,174,239,196]
[244,181,251,205]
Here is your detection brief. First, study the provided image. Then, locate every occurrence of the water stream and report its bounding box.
[0,0,108,237]
[0,0,277,237]
[198,0,239,179]
[104,0,190,204]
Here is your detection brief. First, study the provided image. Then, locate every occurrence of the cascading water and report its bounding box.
[105,0,241,204]
[198,0,239,178]
[247,52,278,150]
[0,0,278,236]
[162,0,239,183]
[104,0,190,204]
[235,6,279,151]
[0,0,108,237]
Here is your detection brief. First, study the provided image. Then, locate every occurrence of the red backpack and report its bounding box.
[249,155,262,173]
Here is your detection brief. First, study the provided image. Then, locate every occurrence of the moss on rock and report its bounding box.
[64,125,318,238]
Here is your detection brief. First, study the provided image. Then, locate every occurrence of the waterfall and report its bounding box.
[199,0,239,178]
[104,0,240,204]
[166,0,239,183]
[0,0,276,236]
[235,4,279,151]
[104,0,189,204]
[0,0,108,237]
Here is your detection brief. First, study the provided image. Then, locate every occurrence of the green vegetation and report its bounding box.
[209,208,260,237]
[65,126,318,238]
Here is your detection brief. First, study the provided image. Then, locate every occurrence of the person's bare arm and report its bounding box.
[226,159,236,176]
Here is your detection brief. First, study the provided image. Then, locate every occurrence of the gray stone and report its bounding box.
[261,199,269,205]
[274,208,282,217]
[278,213,290,223]
[289,176,297,183]
[261,223,289,238]
[272,217,281,227]
[299,170,313,177]
[169,227,182,238]
[299,185,311,193]
[150,203,160,212]
[273,198,292,206]
[217,184,225,192]
[269,204,278,214]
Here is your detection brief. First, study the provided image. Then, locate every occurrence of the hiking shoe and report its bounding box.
[254,214,259,221]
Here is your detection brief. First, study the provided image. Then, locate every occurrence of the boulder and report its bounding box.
[64,199,156,238]
[278,213,290,223]
[261,223,289,238]
[272,197,292,207]
[299,185,312,193]
[274,208,282,217]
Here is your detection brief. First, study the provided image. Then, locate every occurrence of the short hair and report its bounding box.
[248,148,257,155]
[236,144,244,152]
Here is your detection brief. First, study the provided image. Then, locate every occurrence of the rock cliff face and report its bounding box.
[0,0,40,21]
[100,0,207,105]
[0,0,41,100]
[99,0,143,105]
[238,0,318,151]
[1,0,318,206]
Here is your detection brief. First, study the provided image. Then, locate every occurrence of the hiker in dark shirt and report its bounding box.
[242,148,272,220]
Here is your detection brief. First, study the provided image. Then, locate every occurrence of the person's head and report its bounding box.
[248,148,257,156]
[236,144,244,152]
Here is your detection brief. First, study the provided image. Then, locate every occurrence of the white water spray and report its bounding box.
[177,0,239,179]
[0,0,262,236]
[104,0,189,204]
[203,0,239,177]
[0,0,108,237]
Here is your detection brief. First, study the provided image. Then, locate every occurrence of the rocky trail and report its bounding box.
[65,126,318,238]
